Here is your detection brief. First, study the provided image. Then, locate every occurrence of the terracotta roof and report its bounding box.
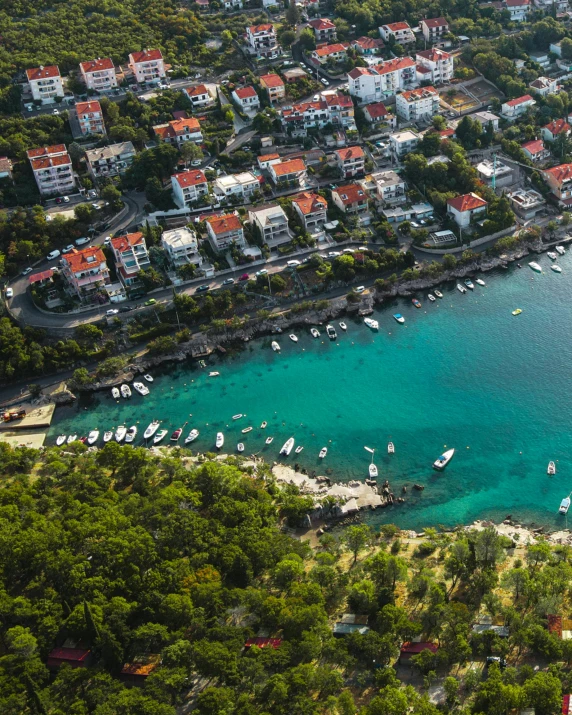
[282,100,327,119]
[400,86,438,101]
[174,170,207,188]
[421,17,448,27]
[447,192,488,212]
[544,163,572,184]
[400,642,438,655]
[63,246,107,273]
[271,158,306,176]
[326,93,353,108]
[244,637,282,649]
[207,213,242,235]
[544,118,570,135]
[249,23,274,33]
[120,654,161,677]
[531,77,554,89]
[234,85,258,99]
[416,65,432,74]
[30,153,72,170]
[505,94,534,107]
[111,232,145,253]
[130,49,163,64]
[522,139,545,154]
[47,647,91,665]
[75,100,102,116]
[417,48,452,62]
[293,191,327,215]
[154,117,201,140]
[186,84,210,97]
[336,146,365,161]
[80,58,114,73]
[26,65,60,81]
[308,18,336,30]
[354,36,385,50]
[260,73,284,88]
[376,57,416,76]
[364,102,391,119]
[29,269,54,284]
[334,183,367,205]
[506,0,529,6]
[382,21,411,31]
[439,128,455,137]
[314,43,349,57]
[258,153,280,162]
[27,144,67,159]
[348,66,372,80]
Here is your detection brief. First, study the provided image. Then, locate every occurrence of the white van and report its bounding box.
[75,237,90,246]
[46,249,61,261]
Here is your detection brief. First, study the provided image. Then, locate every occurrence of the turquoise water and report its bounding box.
[50,252,572,531]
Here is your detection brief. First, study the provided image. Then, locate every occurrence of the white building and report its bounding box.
[172,170,210,208]
[26,66,64,103]
[205,213,246,252]
[415,48,454,84]
[308,18,337,43]
[348,57,417,103]
[533,0,567,13]
[473,111,500,131]
[184,84,215,108]
[501,94,536,120]
[111,232,151,288]
[378,22,415,44]
[213,172,260,202]
[335,146,365,179]
[161,226,203,266]
[505,0,531,21]
[86,142,136,180]
[389,130,419,159]
[232,86,260,113]
[154,117,203,146]
[248,204,292,248]
[419,17,449,44]
[61,246,110,299]
[128,49,166,84]
[476,159,513,188]
[395,86,439,121]
[310,43,349,66]
[27,144,76,197]
[507,188,545,220]
[331,183,370,223]
[446,193,488,227]
[246,24,280,60]
[79,58,117,92]
[268,158,307,188]
[373,170,407,204]
[529,76,559,97]
[75,100,106,136]
[292,192,328,232]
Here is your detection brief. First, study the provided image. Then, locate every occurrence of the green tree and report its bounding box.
[344,524,373,564]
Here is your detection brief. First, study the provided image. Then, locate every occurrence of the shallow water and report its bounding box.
[50,251,572,531]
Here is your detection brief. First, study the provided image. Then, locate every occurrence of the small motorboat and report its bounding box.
[125,425,137,443]
[295,445,304,453]
[87,430,99,445]
[364,317,379,329]
[261,421,268,429]
[393,314,405,324]
[433,448,455,470]
[143,374,154,382]
[144,421,160,440]
[242,426,253,434]
[548,461,556,475]
[326,325,337,340]
[464,279,474,290]
[133,382,149,396]
[547,251,557,260]
[185,429,199,443]
[369,463,378,479]
[120,384,131,398]
[310,328,320,338]
[556,245,566,255]
[280,437,295,456]
[56,435,66,446]
[475,278,486,286]
[319,447,328,459]
[271,341,281,352]
[115,425,127,443]
[559,496,570,514]
[216,432,224,449]
[111,387,120,399]
[434,290,443,298]
[237,443,245,452]
[457,284,466,294]
[529,261,542,273]
[289,334,298,343]
[512,308,522,316]
[79,437,87,444]
[339,322,347,331]
[428,294,436,302]
[170,427,183,442]
[232,414,243,420]
[266,437,274,445]
[209,371,220,377]
[103,431,113,443]
[412,299,422,308]
[154,429,168,444]
[551,264,562,273]
[388,442,395,454]
[67,434,77,444]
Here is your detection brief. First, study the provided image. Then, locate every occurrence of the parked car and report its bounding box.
[62,244,75,254]
[239,273,249,281]
[191,159,202,167]
[106,308,119,316]
[21,267,33,276]
[55,197,63,205]
[46,249,61,261]
[320,78,329,86]
[63,196,70,203]
[91,203,102,210]
[104,236,112,244]
[52,108,60,115]
[222,278,235,286]
[328,251,341,258]
[5,288,13,299]
[144,298,157,306]
[87,190,97,199]
[287,260,300,267]
[195,285,210,293]
[354,285,365,293]
[75,237,90,246]
[256,269,268,277]
[119,305,133,312]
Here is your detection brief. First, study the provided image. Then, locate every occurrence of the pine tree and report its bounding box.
[83,601,101,642]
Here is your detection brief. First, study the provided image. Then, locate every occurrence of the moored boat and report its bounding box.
[87,430,99,445]
[559,496,570,514]
[67,434,77,444]
[143,374,154,382]
[261,421,267,429]
[170,427,183,442]
[56,434,66,446]
[111,387,120,399]
[280,437,295,456]
[512,308,522,316]
[232,414,243,420]
[547,251,557,260]
[433,448,455,470]
[326,324,337,340]
[271,341,281,352]
[266,437,274,445]
[115,425,127,443]
[548,461,556,475]
[295,445,304,453]
[216,432,224,449]
[153,429,168,444]
[556,245,566,255]
[237,443,245,452]
[364,317,379,329]
[428,294,436,302]
[319,447,328,459]
[209,371,220,377]
[120,384,131,398]
[475,278,485,286]
[103,431,113,443]
[289,334,298,342]
[310,328,320,338]
[388,442,395,454]
[185,429,199,443]
[412,298,422,308]
[551,264,562,273]
[125,425,137,443]
[144,421,160,440]
[369,463,378,478]
[133,382,149,396]
[457,284,466,294]
[242,426,253,434]
[434,290,443,298]
[464,279,474,290]
[339,322,347,331]
[393,314,405,324]
[529,261,542,273]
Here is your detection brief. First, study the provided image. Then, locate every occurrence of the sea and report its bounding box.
[49,251,572,532]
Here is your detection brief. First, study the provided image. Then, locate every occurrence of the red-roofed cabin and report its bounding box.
[245,637,282,649]
[399,642,438,663]
[120,654,161,684]
[47,647,91,669]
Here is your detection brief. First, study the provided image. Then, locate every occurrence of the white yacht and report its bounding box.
[364,317,379,330]
[133,382,149,396]
[125,426,137,443]
[260,421,267,429]
[103,431,113,443]
[393,314,405,324]
[237,443,245,452]
[280,437,295,456]
[242,426,253,434]
[271,341,281,352]
[319,447,328,459]
[115,425,127,443]
[556,245,566,255]
[559,496,570,514]
[428,294,436,302]
[56,435,66,446]
[326,325,337,340]
[289,334,298,342]
[369,463,378,479]
[551,265,562,273]
[529,261,542,273]
[339,322,347,331]
[87,430,99,445]
[548,461,556,475]
[457,284,466,294]
[232,414,243,420]
[310,328,320,338]
[120,384,131,398]
[295,445,304,454]
[144,421,160,440]
[547,252,558,260]
[433,448,455,470]
[475,278,486,286]
[265,437,274,445]
[185,428,199,443]
[143,374,154,382]
[434,290,443,298]
[388,442,395,454]
[66,434,77,444]
[153,429,168,444]
[111,387,120,399]
[216,432,224,449]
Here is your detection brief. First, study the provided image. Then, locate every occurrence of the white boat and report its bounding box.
[87,430,99,445]
[133,382,149,396]
[67,434,77,444]
[280,437,295,456]
[185,428,199,443]
[559,496,570,514]
[339,322,347,331]
[428,294,436,302]
[326,325,337,340]
[457,284,466,294]
[242,426,253,434]
[529,261,542,273]
[209,371,220,377]
[548,461,556,475]
[310,328,320,338]
[143,374,154,382]
[434,290,443,298]
[237,443,245,452]
[216,432,224,449]
[369,463,378,478]
[547,252,557,260]
[464,279,474,290]
[120,384,131,398]
[475,278,486,286]
[433,448,455,470]
[295,445,304,453]
[153,429,168,444]
[551,264,562,273]
[103,431,113,443]
[261,421,267,429]
[388,442,395,454]
[144,421,160,440]
[289,334,298,342]
[556,245,566,255]
[111,387,120,399]
[266,437,274,445]
[364,317,379,330]
[125,426,137,443]
[232,414,243,420]
[56,435,66,446]
[271,341,281,352]
[319,447,328,459]
[115,425,127,443]
[393,314,405,324]
[170,427,183,442]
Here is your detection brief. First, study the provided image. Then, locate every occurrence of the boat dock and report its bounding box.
[0,400,57,449]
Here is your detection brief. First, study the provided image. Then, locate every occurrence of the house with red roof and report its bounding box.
[501,94,536,120]
[505,0,530,21]
[399,642,438,663]
[541,118,571,142]
[61,246,111,298]
[416,48,454,84]
[332,183,370,223]
[363,102,396,128]
[47,646,92,670]
[153,117,203,146]
[246,24,280,60]
[120,654,161,684]
[543,163,572,205]
[260,74,285,104]
[352,37,385,55]
[521,139,550,162]
[27,145,76,197]
[396,86,439,121]
[268,158,307,188]
[310,43,349,66]
[79,58,117,92]
[172,169,209,208]
[335,146,365,179]
[447,193,488,227]
[530,76,559,97]
[292,192,328,232]
[184,84,215,108]
[348,58,417,103]
[308,18,337,43]
[231,85,260,114]
[205,213,245,252]
[111,232,150,288]
[26,65,64,103]
[420,17,449,43]
[378,21,415,44]
[75,100,106,136]
[128,49,165,84]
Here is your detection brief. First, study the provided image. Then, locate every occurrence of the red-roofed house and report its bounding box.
[80,58,117,91]
[128,49,166,84]
[47,647,92,670]
[246,24,280,60]
[399,642,438,663]
[205,213,245,251]
[154,117,203,146]
[260,74,285,104]
[26,65,64,102]
[61,246,110,298]
[120,654,161,684]
[352,37,385,55]
[543,163,572,205]
[415,48,454,84]
[27,145,76,196]
[447,193,488,227]
[501,94,536,120]
[292,191,328,231]
[311,43,349,65]
[420,17,449,43]
[75,100,106,136]
[111,232,150,288]
[268,158,307,188]
[231,85,260,113]
[363,102,396,128]
[0,156,13,181]
[348,58,417,103]
[184,84,215,108]
[396,86,439,121]
[505,0,530,21]
[332,183,370,222]
[171,170,209,208]
[530,76,559,97]
[541,118,571,142]
[521,139,550,162]
[379,22,415,44]
[308,18,337,43]
[244,637,282,649]
[335,146,365,179]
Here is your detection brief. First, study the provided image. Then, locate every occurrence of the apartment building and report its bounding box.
[260,74,285,104]
[352,37,385,55]
[331,183,370,222]
[446,193,488,227]
[213,172,260,202]
[75,100,106,136]
[205,213,246,252]
[128,49,166,84]
[326,93,356,129]
[246,24,281,60]
[268,158,307,188]
[378,22,415,44]
[505,0,530,21]
[172,170,210,208]
[79,58,117,92]
[543,164,572,206]
[311,43,349,65]
[501,94,536,120]
[153,117,203,146]
[389,130,419,159]
[533,0,567,13]
[476,159,513,188]
[161,226,203,267]
[111,232,151,288]
[85,142,136,180]
[292,192,328,232]
[282,98,329,134]
[27,145,76,197]
[473,111,500,131]
[373,170,407,204]
[308,18,337,42]
[26,66,64,102]
[348,57,417,103]
[232,86,260,113]
[395,86,439,121]
[415,48,454,84]
[248,204,292,248]
[61,247,110,298]
[363,102,397,129]
[420,17,449,43]
[335,146,365,179]
[184,84,215,108]
[530,76,559,97]
[507,188,545,220]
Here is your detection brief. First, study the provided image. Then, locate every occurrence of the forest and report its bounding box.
[0,442,569,714]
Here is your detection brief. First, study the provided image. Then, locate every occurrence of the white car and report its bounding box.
[52,108,60,115]
[63,196,70,203]
[5,288,13,299]
[354,285,365,293]
[46,250,61,261]
[287,260,301,267]
[21,267,33,276]
[106,308,119,316]
[91,203,102,210]
[62,244,75,254]
[191,159,202,167]
[104,236,112,244]
[75,237,90,246]
[320,78,329,86]
[328,251,341,258]
[256,269,268,277]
